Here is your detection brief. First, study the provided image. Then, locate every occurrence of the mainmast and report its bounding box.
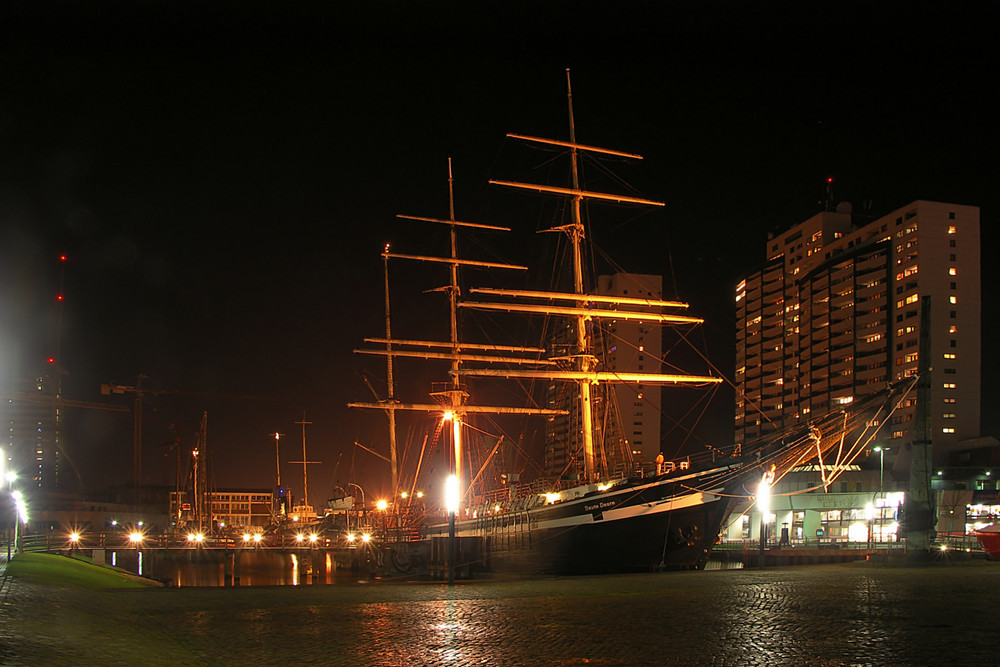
[564,69,599,483]
[486,69,664,484]
[474,69,730,485]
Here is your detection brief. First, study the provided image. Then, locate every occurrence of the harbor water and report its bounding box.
[99,547,376,587]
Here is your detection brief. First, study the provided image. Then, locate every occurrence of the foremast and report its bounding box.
[349,158,566,510]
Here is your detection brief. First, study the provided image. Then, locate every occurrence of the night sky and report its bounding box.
[2,2,997,501]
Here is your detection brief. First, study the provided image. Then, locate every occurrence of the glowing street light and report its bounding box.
[11,490,28,555]
[756,467,775,569]
[12,490,28,525]
[445,475,459,515]
[69,531,81,556]
[446,473,459,585]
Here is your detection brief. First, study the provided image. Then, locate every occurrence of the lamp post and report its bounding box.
[873,446,889,495]
[873,446,889,547]
[11,489,28,556]
[865,502,875,552]
[757,467,774,569]
[445,474,459,585]
[376,498,389,541]
[4,469,14,559]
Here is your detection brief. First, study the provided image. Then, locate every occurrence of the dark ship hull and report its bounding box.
[422,461,742,576]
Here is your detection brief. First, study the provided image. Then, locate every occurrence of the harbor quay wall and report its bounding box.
[0,557,996,665]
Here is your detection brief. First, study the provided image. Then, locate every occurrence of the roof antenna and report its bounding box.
[824,176,834,211]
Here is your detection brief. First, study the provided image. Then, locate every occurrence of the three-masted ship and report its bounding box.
[351,70,913,577]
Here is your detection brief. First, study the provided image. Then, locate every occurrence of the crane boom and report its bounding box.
[0,390,129,412]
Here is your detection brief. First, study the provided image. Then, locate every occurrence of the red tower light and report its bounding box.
[59,254,68,262]
[56,294,64,301]
[47,356,56,364]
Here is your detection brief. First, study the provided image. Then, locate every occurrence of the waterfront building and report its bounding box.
[724,461,999,550]
[170,488,275,533]
[735,200,982,466]
[723,465,900,546]
[31,493,167,538]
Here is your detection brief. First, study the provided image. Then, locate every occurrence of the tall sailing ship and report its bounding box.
[350,71,913,577]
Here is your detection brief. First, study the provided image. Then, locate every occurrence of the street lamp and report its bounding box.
[757,467,774,569]
[873,446,890,495]
[445,473,459,585]
[5,470,15,558]
[11,489,28,555]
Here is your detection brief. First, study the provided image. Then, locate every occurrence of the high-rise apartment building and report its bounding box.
[543,273,663,478]
[3,370,63,490]
[735,201,980,465]
[597,273,664,466]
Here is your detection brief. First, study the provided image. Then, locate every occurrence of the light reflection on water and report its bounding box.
[103,549,364,587]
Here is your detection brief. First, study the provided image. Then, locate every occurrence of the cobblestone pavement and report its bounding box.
[1,554,995,666]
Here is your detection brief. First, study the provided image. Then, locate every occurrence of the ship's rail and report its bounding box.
[468,451,729,511]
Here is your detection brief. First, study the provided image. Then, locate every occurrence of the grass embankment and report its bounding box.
[5,552,162,589]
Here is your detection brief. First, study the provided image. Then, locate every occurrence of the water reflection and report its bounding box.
[102,549,363,587]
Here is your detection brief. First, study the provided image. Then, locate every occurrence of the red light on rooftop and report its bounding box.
[47,356,56,364]
[826,177,833,184]
[59,254,68,262]
[56,294,64,301]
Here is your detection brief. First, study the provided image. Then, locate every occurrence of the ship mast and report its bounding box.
[383,244,399,494]
[350,161,568,508]
[290,413,321,514]
[564,69,599,482]
[439,157,466,500]
[477,69,730,485]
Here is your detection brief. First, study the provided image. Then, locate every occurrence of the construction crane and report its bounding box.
[0,389,131,490]
[0,390,129,413]
[101,375,277,508]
